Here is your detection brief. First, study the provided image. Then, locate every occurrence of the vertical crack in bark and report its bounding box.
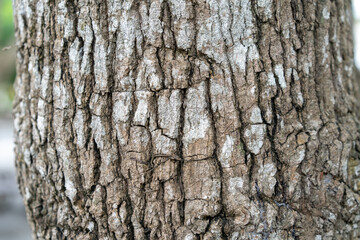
[177,88,186,226]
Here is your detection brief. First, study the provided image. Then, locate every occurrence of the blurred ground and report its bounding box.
[0,116,32,240]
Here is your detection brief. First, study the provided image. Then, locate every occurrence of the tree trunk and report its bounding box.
[12,0,360,239]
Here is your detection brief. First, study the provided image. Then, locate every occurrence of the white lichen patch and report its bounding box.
[40,66,50,99]
[108,212,121,231]
[203,178,222,201]
[176,21,195,50]
[209,80,227,97]
[90,116,106,150]
[286,68,293,79]
[151,130,177,155]
[232,43,248,72]
[87,222,95,232]
[228,177,244,194]
[217,0,232,44]
[117,5,142,56]
[282,23,290,39]
[219,135,235,168]
[275,64,287,89]
[119,202,127,222]
[133,91,153,126]
[56,1,66,25]
[322,8,330,20]
[53,81,70,109]
[15,0,31,41]
[195,2,227,64]
[267,72,276,86]
[250,86,256,95]
[164,181,176,201]
[183,116,210,144]
[303,62,312,75]
[261,163,277,178]
[64,177,77,202]
[322,33,329,64]
[257,0,273,20]
[297,92,304,105]
[28,55,41,92]
[158,90,182,138]
[168,0,195,50]
[184,233,196,240]
[147,0,163,46]
[36,99,47,142]
[209,77,233,112]
[168,0,188,19]
[106,0,121,33]
[112,92,133,123]
[102,148,116,166]
[248,43,260,60]
[68,38,81,78]
[56,0,74,39]
[250,106,263,124]
[25,188,31,201]
[231,232,240,240]
[230,0,256,41]
[183,82,214,158]
[229,43,259,74]
[292,146,306,166]
[292,68,299,81]
[244,124,266,155]
[258,162,277,196]
[74,109,85,148]
[94,42,109,91]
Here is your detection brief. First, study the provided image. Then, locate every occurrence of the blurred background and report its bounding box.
[0,0,32,239]
[355,0,360,69]
[0,1,359,239]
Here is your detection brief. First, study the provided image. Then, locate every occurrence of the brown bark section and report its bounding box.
[12,0,360,239]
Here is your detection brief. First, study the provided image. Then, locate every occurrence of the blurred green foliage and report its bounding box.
[0,0,15,113]
[0,0,14,45]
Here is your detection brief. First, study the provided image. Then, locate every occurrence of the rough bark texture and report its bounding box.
[12,0,360,239]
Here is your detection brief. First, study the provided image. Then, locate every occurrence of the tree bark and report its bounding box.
[12,0,360,239]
